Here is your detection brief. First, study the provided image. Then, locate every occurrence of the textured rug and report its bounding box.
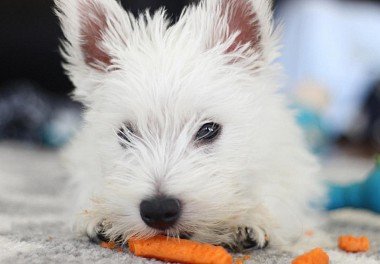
[0,142,379,263]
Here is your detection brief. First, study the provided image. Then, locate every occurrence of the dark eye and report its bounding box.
[195,122,221,143]
[117,124,133,147]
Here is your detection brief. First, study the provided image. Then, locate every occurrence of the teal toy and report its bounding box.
[326,155,380,213]
[294,103,330,154]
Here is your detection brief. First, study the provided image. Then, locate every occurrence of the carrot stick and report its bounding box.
[292,248,329,264]
[129,235,233,264]
[338,235,370,253]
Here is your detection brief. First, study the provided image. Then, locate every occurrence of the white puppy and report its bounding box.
[56,0,325,252]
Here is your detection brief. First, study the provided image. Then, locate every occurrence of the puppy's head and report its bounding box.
[56,0,307,244]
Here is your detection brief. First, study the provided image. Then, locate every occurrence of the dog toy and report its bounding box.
[295,104,330,154]
[291,248,329,264]
[293,84,331,154]
[326,155,380,213]
[0,81,81,148]
[128,235,233,264]
[338,235,370,253]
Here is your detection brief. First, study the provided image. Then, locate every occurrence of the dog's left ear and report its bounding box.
[196,0,278,63]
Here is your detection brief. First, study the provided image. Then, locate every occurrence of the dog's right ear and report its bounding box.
[55,0,134,103]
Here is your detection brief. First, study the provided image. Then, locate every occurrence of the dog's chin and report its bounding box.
[93,226,194,244]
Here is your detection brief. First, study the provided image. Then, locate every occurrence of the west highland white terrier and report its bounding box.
[56,0,325,252]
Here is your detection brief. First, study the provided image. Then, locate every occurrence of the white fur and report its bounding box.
[56,0,326,250]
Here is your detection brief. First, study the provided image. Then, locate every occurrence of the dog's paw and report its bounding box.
[77,216,114,244]
[228,226,269,252]
[83,219,110,243]
[87,219,125,245]
[93,221,112,243]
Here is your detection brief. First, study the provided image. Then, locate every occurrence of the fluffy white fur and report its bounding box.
[56,0,325,251]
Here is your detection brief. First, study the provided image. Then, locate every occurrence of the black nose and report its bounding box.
[140,196,181,230]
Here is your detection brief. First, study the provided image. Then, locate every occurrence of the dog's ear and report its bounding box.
[196,0,277,63]
[55,0,133,102]
[55,0,132,71]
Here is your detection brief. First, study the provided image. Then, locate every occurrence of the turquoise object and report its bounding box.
[293,103,330,154]
[326,156,380,213]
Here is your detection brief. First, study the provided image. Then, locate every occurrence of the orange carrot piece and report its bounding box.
[304,230,314,237]
[100,241,116,250]
[100,241,124,252]
[234,255,251,264]
[129,235,233,264]
[117,247,124,253]
[292,248,329,264]
[338,235,370,253]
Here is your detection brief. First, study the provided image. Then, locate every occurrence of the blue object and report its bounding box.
[0,80,82,148]
[293,103,330,154]
[326,156,380,213]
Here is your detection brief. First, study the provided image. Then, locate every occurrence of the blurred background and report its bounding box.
[0,0,379,154]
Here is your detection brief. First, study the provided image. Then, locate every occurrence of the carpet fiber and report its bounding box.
[0,142,379,263]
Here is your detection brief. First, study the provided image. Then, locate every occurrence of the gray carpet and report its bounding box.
[0,142,379,263]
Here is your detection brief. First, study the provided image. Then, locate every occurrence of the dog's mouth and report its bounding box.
[94,225,193,244]
[154,229,193,240]
[169,232,193,240]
